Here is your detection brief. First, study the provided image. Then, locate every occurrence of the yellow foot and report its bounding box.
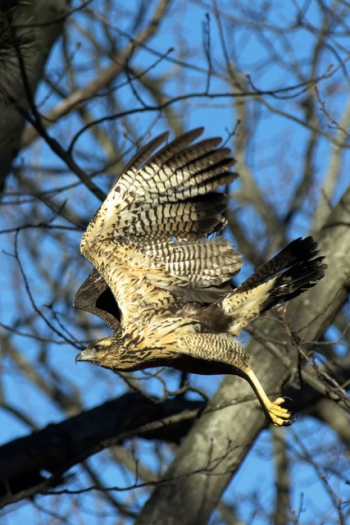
[266,397,294,426]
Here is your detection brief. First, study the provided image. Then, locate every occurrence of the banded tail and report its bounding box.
[222,236,326,336]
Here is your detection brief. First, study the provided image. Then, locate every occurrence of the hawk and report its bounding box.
[75,128,326,426]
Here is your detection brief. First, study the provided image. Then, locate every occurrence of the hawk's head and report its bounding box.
[75,334,123,369]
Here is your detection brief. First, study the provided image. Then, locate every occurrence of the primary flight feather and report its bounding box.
[75,128,326,426]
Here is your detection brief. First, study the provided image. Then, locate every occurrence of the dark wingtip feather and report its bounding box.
[124,131,170,173]
[261,237,327,312]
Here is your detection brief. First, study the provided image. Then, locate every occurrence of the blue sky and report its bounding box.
[0,1,349,523]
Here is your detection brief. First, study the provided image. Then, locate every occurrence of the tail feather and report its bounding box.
[222,237,327,335]
[259,254,326,313]
[238,237,324,292]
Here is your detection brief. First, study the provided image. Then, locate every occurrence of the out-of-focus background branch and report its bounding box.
[0,0,70,191]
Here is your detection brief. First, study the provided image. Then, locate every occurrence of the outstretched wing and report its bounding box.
[81,128,242,323]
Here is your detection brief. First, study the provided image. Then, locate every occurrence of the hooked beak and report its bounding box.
[75,347,98,364]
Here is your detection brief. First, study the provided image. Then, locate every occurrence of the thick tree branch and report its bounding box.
[0,393,201,508]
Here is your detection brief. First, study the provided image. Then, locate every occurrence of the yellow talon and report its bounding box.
[267,397,294,426]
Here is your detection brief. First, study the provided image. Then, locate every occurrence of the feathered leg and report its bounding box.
[178,333,292,426]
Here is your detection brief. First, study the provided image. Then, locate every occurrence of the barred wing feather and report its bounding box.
[81,128,241,314]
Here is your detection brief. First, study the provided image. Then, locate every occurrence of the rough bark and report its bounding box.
[136,185,350,525]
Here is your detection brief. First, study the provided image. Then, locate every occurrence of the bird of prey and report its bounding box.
[75,128,326,426]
